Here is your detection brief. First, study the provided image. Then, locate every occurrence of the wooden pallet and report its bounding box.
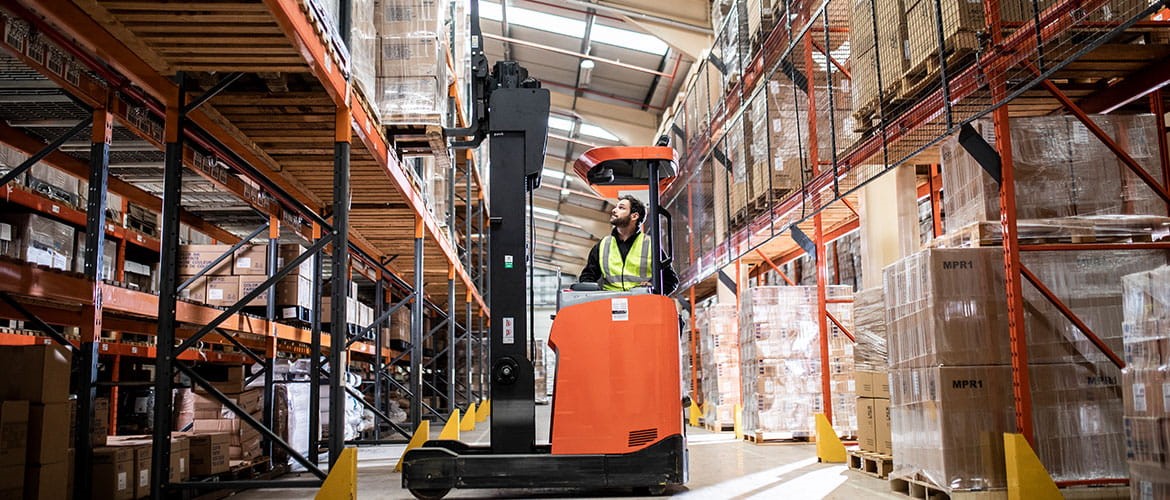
[929,218,1169,248]
[898,45,978,103]
[889,473,1006,499]
[744,431,811,444]
[847,449,893,479]
[702,421,735,432]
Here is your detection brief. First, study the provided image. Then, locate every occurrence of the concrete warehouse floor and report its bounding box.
[232,405,902,499]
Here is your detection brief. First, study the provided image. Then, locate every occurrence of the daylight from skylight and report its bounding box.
[479,1,670,56]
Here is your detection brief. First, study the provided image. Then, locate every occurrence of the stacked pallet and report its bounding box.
[739,286,856,440]
[375,0,449,124]
[1121,266,1170,498]
[698,304,741,429]
[884,245,1166,493]
[848,0,909,125]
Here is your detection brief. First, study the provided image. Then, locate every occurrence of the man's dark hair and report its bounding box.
[620,195,646,225]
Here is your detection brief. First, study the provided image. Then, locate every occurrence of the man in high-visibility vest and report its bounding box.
[578,195,678,294]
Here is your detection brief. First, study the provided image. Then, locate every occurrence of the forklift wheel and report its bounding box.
[409,488,451,500]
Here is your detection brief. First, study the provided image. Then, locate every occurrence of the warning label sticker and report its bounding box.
[611,298,629,322]
[503,317,515,344]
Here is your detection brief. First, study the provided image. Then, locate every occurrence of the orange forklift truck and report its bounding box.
[400,4,688,497]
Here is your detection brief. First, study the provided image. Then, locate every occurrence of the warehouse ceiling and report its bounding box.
[480,0,707,274]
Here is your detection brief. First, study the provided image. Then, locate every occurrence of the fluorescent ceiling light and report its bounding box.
[480,1,668,56]
[548,116,573,131]
[542,168,565,179]
[578,123,619,142]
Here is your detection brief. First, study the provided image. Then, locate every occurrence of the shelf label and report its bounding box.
[51,204,60,213]
[502,317,514,344]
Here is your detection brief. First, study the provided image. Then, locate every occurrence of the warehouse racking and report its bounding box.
[673,0,1170,488]
[0,0,491,497]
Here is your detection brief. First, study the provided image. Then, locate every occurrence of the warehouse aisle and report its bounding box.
[233,406,901,499]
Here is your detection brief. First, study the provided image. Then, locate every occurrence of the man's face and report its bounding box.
[610,199,635,228]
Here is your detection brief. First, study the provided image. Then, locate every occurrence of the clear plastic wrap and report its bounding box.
[1029,362,1127,482]
[1121,266,1170,481]
[940,114,1167,233]
[853,287,888,371]
[349,0,378,100]
[376,0,445,37]
[739,286,855,437]
[374,0,448,124]
[889,365,1016,491]
[698,304,740,427]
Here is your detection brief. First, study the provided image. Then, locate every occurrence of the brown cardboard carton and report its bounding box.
[276,275,314,308]
[205,276,240,307]
[0,464,23,499]
[889,365,1015,490]
[875,398,892,456]
[178,275,206,303]
[1029,362,1126,482]
[27,402,68,465]
[856,397,878,452]
[170,436,190,484]
[186,432,230,476]
[24,459,68,500]
[191,365,246,395]
[856,371,891,399]
[1124,368,1169,418]
[104,437,153,499]
[177,245,233,275]
[193,387,262,416]
[0,401,28,467]
[91,446,134,500]
[232,244,267,275]
[0,345,71,403]
[1124,417,1170,467]
[238,274,270,307]
[92,397,109,447]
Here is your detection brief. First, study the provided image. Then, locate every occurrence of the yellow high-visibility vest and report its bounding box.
[599,232,651,291]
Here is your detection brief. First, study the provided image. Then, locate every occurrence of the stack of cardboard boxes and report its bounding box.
[855,371,892,456]
[0,344,73,499]
[533,339,549,404]
[698,304,741,429]
[739,286,856,438]
[1121,266,1170,497]
[189,366,264,462]
[884,247,1161,490]
[178,243,313,319]
[375,0,448,124]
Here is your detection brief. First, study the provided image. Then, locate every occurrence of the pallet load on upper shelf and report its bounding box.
[939,113,1170,246]
[0,211,74,272]
[178,244,314,318]
[375,0,449,125]
[698,304,741,430]
[883,247,1168,493]
[1121,266,1170,498]
[739,286,856,440]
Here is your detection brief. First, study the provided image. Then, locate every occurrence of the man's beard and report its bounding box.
[610,214,631,227]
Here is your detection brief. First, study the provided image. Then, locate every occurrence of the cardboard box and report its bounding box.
[190,365,246,395]
[856,397,878,452]
[378,36,442,78]
[92,446,134,500]
[186,432,230,476]
[239,275,314,308]
[376,0,444,36]
[25,459,69,500]
[875,397,892,455]
[193,387,263,416]
[0,345,70,403]
[856,371,890,399]
[177,244,233,276]
[178,275,207,303]
[0,401,29,467]
[205,276,240,307]
[0,212,75,271]
[0,464,23,499]
[170,436,190,484]
[93,397,109,447]
[1124,417,1170,467]
[232,244,267,275]
[27,402,68,465]
[1124,368,1169,418]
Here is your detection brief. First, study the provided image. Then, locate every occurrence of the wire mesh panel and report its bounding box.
[665,0,1167,292]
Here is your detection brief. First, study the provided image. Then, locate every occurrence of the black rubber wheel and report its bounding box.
[409,488,450,500]
[635,485,668,496]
